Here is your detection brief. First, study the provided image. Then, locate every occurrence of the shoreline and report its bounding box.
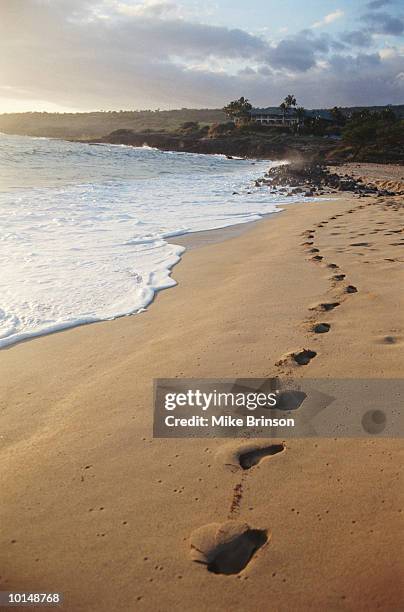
[1,183,403,610]
[4,154,400,352]
[169,209,281,251]
[0,211,280,352]
[0,137,279,351]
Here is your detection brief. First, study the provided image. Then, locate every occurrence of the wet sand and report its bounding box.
[0,182,403,610]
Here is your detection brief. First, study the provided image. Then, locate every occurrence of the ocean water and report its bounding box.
[0,133,302,348]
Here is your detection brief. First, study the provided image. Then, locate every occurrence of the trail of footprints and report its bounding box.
[188,198,403,578]
[189,443,285,575]
[276,197,403,372]
[275,205,368,371]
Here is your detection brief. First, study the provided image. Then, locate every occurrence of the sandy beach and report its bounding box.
[1,165,403,610]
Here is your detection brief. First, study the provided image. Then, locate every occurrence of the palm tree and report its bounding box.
[280,101,287,124]
[280,94,297,124]
[284,94,297,109]
[296,106,306,127]
[331,106,345,126]
[223,97,253,124]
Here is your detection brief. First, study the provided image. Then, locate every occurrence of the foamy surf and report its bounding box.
[0,133,304,348]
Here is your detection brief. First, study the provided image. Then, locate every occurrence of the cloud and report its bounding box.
[238,66,257,76]
[265,31,332,72]
[115,0,179,18]
[366,0,391,9]
[329,52,381,72]
[340,29,373,47]
[0,0,403,112]
[362,11,404,35]
[312,9,344,29]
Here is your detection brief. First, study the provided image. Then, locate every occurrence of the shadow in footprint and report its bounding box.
[239,444,285,470]
[345,285,358,293]
[190,522,268,575]
[332,274,346,281]
[277,390,307,411]
[293,349,317,365]
[313,323,330,333]
[313,302,340,312]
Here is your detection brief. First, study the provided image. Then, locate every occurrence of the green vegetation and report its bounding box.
[342,108,401,145]
[280,94,297,122]
[222,97,253,123]
[207,122,236,137]
[0,108,226,139]
[337,108,404,162]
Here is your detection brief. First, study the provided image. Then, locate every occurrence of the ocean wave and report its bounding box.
[0,133,305,348]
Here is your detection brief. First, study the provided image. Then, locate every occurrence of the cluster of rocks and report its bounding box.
[255,162,399,198]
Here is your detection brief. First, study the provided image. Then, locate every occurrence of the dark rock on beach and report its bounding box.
[255,161,402,198]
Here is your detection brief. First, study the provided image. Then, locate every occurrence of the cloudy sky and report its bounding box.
[0,0,403,112]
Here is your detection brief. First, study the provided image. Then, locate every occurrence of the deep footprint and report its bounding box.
[238,444,285,470]
[190,522,268,575]
[345,285,358,293]
[314,302,340,312]
[277,390,307,411]
[332,274,346,281]
[293,349,317,365]
[313,323,330,333]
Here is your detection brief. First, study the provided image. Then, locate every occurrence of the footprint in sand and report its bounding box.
[217,442,285,471]
[313,323,331,334]
[327,263,339,269]
[292,348,317,365]
[309,248,320,253]
[238,444,285,470]
[377,335,402,345]
[350,242,370,247]
[190,521,268,575]
[311,255,323,262]
[345,285,358,294]
[332,274,346,281]
[312,302,340,312]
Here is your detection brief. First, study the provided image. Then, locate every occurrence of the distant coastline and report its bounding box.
[1,104,404,164]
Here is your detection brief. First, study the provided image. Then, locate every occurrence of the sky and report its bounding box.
[0,0,403,112]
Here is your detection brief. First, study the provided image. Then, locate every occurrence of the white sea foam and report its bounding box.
[0,134,305,348]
